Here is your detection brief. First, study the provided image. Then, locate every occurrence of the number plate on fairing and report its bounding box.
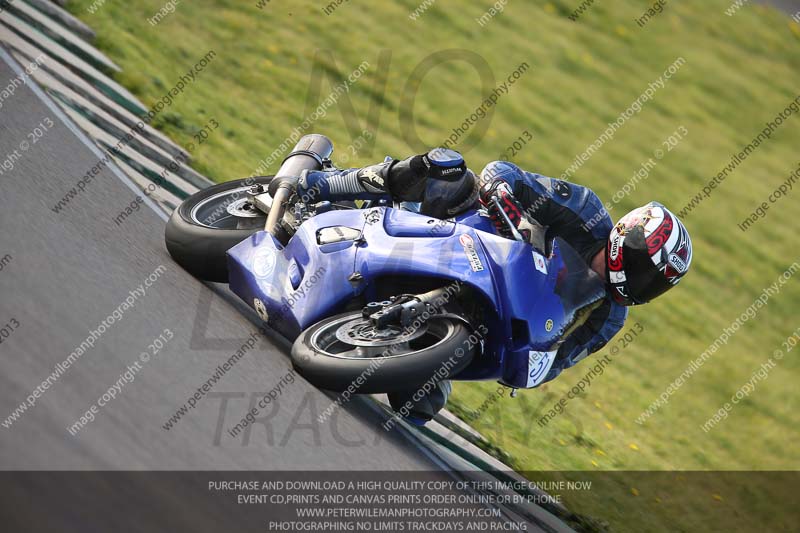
[527,350,557,388]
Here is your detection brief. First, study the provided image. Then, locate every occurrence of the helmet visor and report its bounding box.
[624,246,673,304]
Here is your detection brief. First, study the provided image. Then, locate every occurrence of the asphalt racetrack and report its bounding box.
[0,47,566,533]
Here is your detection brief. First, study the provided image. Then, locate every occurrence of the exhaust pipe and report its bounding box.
[264,134,334,234]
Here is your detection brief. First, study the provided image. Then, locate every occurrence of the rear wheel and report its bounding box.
[291,310,475,393]
[164,177,272,282]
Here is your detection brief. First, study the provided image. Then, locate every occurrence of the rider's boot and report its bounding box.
[387,380,451,426]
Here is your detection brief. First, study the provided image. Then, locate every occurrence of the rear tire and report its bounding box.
[165,177,272,282]
[291,311,475,393]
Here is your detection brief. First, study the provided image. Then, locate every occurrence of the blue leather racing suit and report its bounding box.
[481,160,628,384]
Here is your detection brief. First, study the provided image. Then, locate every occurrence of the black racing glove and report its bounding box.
[386,148,468,201]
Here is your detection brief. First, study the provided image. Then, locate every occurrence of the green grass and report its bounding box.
[66,0,800,530]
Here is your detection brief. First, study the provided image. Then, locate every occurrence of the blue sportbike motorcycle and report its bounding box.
[165,134,605,396]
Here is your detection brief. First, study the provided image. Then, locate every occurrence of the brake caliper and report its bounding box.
[363,296,432,330]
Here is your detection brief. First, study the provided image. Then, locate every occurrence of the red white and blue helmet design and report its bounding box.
[606,202,693,306]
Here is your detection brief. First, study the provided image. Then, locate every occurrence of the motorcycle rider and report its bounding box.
[297,148,693,424]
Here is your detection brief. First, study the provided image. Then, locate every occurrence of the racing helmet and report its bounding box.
[606,202,693,306]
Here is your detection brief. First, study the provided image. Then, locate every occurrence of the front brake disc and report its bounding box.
[334,318,428,347]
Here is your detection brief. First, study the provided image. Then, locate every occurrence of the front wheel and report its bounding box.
[165,176,273,282]
[291,311,475,393]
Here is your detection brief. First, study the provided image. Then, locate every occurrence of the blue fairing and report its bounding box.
[227,207,598,388]
[227,211,364,337]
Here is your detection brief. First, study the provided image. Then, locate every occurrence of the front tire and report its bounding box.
[165,177,272,282]
[291,311,475,393]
